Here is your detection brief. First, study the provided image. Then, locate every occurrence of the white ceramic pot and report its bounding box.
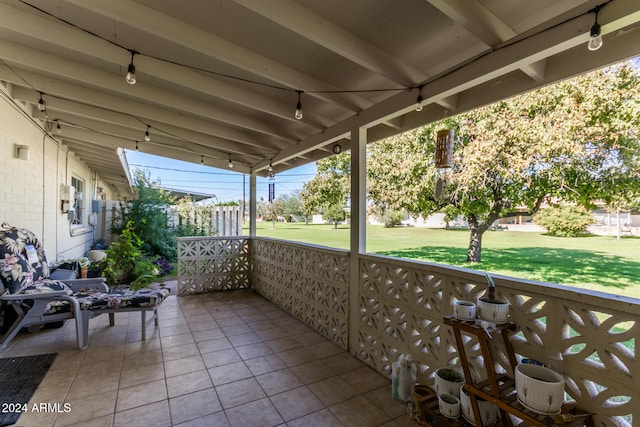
[434,368,465,397]
[459,386,499,426]
[515,363,565,414]
[476,298,509,323]
[89,249,107,262]
[454,300,476,321]
[438,393,461,419]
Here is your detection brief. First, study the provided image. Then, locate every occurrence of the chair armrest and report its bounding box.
[1,290,69,300]
[64,278,109,293]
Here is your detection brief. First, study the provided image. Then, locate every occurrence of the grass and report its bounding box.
[251,222,640,299]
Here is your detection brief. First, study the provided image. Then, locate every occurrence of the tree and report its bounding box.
[533,205,596,237]
[300,152,351,225]
[368,62,640,262]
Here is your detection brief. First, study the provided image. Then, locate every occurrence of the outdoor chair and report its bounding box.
[0,223,169,350]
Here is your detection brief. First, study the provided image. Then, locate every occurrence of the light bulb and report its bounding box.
[268,161,273,172]
[126,62,136,85]
[588,23,603,51]
[144,127,150,142]
[416,95,424,112]
[135,141,139,150]
[295,102,303,120]
[229,160,233,168]
[56,122,62,134]
[201,155,204,165]
[38,96,46,112]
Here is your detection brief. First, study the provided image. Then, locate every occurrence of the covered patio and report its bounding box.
[1,0,640,426]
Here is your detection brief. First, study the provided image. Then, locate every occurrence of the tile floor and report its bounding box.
[1,288,421,427]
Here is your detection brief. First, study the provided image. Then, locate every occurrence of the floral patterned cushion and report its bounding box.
[0,224,52,294]
[74,287,171,310]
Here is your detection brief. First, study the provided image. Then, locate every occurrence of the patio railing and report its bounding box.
[179,236,638,426]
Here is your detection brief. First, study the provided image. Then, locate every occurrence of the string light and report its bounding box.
[228,154,234,169]
[135,141,139,150]
[201,155,204,165]
[37,92,46,112]
[268,160,273,173]
[588,5,603,51]
[144,125,150,142]
[55,120,62,134]
[126,50,137,85]
[415,85,424,112]
[294,90,303,120]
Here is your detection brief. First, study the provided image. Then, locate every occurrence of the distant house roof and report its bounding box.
[162,187,214,202]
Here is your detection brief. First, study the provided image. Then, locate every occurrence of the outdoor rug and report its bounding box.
[0,353,57,426]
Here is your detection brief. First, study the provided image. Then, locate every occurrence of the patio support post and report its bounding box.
[249,170,257,237]
[348,126,367,355]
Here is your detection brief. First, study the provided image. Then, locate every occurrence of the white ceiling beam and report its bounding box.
[64,0,372,112]
[0,39,296,141]
[0,2,329,131]
[232,0,426,86]
[2,70,285,152]
[521,59,548,82]
[435,95,459,112]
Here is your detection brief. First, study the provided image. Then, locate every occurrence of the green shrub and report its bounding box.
[533,205,596,237]
[382,210,406,228]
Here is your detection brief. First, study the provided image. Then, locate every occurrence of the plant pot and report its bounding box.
[434,368,465,397]
[515,363,564,414]
[89,249,107,262]
[459,386,499,426]
[476,298,509,323]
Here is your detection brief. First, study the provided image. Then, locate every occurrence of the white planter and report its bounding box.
[434,368,465,397]
[476,298,509,323]
[515,363,565,414]
[89,249,107,262]
[459,386,499,426]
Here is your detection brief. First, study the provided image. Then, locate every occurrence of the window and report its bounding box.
[71,176,84,225]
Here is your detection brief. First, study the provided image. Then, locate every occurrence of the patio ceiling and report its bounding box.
[1,0,640,195]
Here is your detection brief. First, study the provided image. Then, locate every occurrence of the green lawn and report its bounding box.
[250,222,640,299]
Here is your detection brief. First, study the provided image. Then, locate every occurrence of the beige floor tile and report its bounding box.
[54,389,117,426]
[227,332,262,347]
[67,371,121,399]
[329,395,392,427]
[290,359,334,384]
[162,342,200,361]
[169,388,222,425]
[244,354,287,376]
[159,323,192,337]
[255,368,303,396]
[116,379,167,412]
[119,361,165,388]
[164,354,206,378]
[114,400,171,427]
[65,413,115,427]
[265,337,302,353]
[322,352,367,375]
[221,323,254,336]
[192,328,226,341]
[196,336,233,354]
[276,347,317,367]
[166,370,213,398]
[286,408,344,427]
[216,377,266,409]
[16,409,57,427]
[208,361,252,385]
[201,348,241,368]
[340,366,390,394]
[235,342,273,360]
[270,386,324,421]
[224,397,283,427]
[161,332,195,348]
[308,375,359,406]
[173,411,229,427]
[305,341,345,358]
[378,414,423,427]
[365,385,407,418]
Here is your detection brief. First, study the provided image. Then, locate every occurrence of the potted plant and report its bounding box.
[434,368,465,397]
[101,221,158,288]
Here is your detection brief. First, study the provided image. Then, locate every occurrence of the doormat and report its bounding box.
[0,353,57,427]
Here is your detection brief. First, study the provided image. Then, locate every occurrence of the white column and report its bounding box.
[349,126,367,355]
[249,171,257,237]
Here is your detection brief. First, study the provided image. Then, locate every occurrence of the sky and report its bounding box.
[125,150,317,203]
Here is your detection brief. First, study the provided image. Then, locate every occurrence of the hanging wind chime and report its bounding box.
[434,126,454,199]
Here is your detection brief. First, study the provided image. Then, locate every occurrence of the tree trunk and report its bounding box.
[467,214,489,262]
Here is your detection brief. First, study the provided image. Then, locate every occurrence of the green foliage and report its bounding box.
[324,203,346,228]
[301,152,350,220]
[175,196,216,236]
[533,205,596,237]
[111,170,177,261]
[101,221,160,288]
[366,61,640,261]
[382,210,405,228]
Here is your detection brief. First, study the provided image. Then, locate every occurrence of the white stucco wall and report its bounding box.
[1,86,116,264]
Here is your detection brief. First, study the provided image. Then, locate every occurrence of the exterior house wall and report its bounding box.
[0,89,116,264]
